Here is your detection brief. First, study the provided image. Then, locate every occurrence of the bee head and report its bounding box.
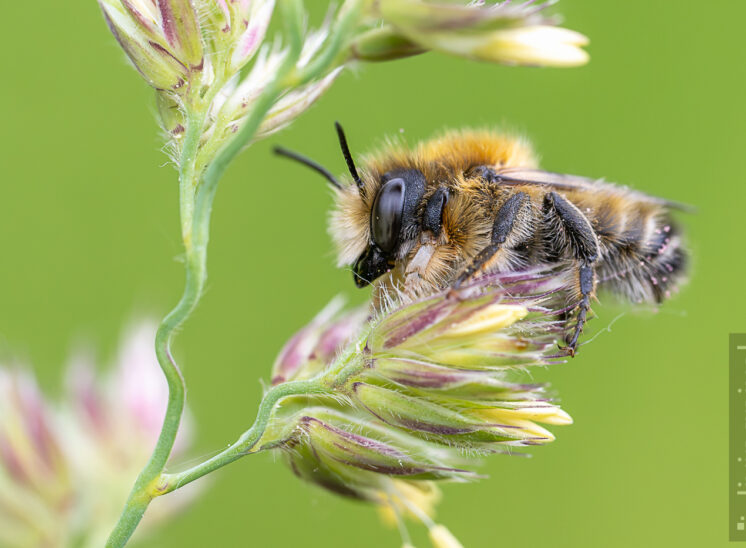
[328,122,426,287]
[351,168,425,287]
[273,123,428,289]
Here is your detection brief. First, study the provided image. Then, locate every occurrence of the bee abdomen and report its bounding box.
[599,216,687,303]
[641,220,687,302]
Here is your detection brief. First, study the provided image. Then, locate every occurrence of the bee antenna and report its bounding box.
[273,146,343,190]
[334,121,364,193]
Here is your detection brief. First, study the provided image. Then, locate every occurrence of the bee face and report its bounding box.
[352,169,426,287]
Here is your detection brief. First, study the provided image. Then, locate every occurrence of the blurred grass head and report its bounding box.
[0,323,197,548]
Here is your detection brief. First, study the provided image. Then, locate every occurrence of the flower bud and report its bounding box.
[121,0,163,41]
[376,300,527,352]
[475,403,573,427]
[283,410,449,528]
[352,382,543,445]
[297,411,468,480]
[254,67,344,139]
[156,0,203,68]
[271,298,366,385]
[370,289,561,369]
[375,0,589,68]
[0,373,73,548]
[285,432,371,500]
[99,1,188,90]
[468,25,590,67]
[222,25,341,142]
[229,0,275,73]
[372,357,543,400]
[350,26,425,62]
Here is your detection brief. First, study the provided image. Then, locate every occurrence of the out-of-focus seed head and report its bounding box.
[0,322,198,548]
[0,370,71,548]
[373,0,589,67]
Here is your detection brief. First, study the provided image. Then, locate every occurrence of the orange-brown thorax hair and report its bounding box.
[329,129,537,298]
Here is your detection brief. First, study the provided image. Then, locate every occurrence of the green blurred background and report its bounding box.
[1,1,742,546]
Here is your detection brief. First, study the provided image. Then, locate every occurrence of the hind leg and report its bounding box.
[564,264,594,354]
[544,192,600,356]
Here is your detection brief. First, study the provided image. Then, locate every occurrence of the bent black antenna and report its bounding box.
[273,146,343,190]
[334,121,364,192]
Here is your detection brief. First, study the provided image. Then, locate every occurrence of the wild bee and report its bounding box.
[274,124,687,354]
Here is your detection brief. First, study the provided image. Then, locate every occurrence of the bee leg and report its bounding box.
[450,192,529,295]
[544,192,600,356]
[564,265,594,356]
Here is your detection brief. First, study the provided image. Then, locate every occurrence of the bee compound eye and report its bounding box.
[370,178,405,253]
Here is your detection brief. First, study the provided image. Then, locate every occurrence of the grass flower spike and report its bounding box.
[265,270,573,546]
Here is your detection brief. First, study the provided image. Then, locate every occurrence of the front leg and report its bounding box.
[544,192,600,355]
[452,192,529,289]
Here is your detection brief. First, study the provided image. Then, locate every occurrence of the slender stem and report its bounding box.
[178,108,205,246]
[106,4,307,546]
[154,328,368,494]
[157,378,328,493]
[105,109,206,548]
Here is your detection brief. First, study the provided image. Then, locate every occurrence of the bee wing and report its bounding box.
[495,168,695,212]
